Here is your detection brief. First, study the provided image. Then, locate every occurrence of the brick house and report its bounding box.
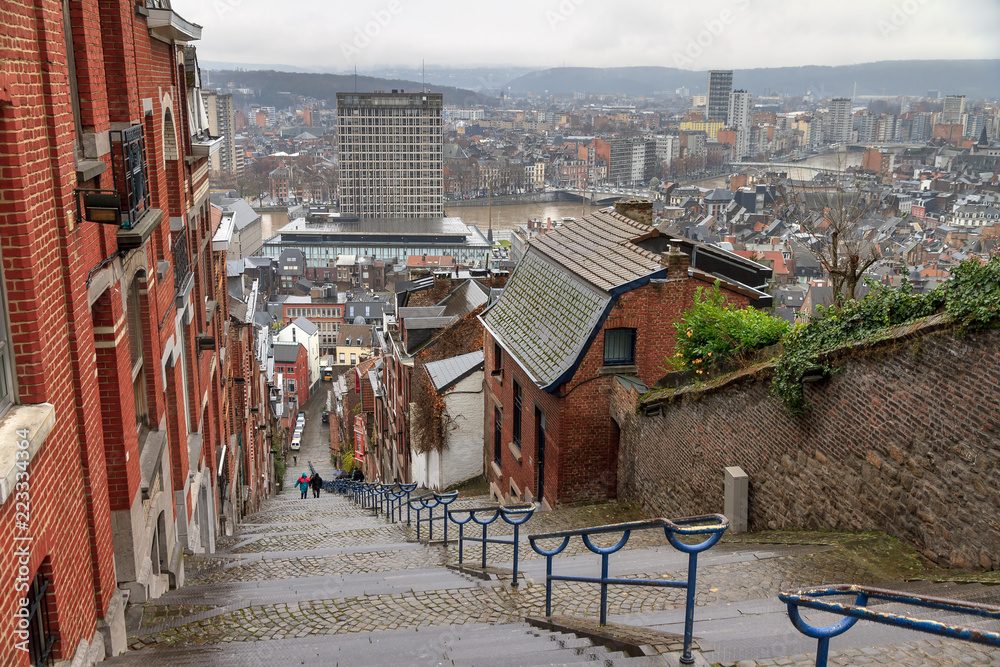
[273,343,309,411]
[480,208,771,507]
[372,279,489,483]
[0,2,269,664]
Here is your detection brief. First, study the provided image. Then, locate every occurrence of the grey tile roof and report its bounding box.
[482,249,610,388]
[405,316,457,330]
[481,209,678,389]
[440,279,489,317]
[399,306,447,319]
[529,209,663,291]
[272,342,303,363]
[425,350,484,392]
[291,317,318,336]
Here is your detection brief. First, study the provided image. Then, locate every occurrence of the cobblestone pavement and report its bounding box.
[113,393,999,665]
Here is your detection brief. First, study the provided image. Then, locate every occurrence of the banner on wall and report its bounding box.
[354,414,365,463]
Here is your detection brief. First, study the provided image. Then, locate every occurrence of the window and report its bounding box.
[0,246,14,419]
[493,341,502,372]
[127,274,149,431]
[512,380,522,448]
[340,353,345,363]
[493,406,502,466]
[350,353,356,364]
[24,571,56,666]
[603,328,636,366]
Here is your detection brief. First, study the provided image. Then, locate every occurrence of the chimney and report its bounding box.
[614,198,653,225]
[660,244,689,280]
[546,217,551,230]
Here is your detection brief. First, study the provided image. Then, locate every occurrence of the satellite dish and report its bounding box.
[353,316,366,325]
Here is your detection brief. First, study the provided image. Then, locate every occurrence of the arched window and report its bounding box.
[163,109,179,162]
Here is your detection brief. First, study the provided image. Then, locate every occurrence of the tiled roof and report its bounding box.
[291,316,318,335]
[273,342,303,363]
[482,250,610,388]
[424,350,484,393]
[529,209,663,291]
[440,279,489,318]
[482,209,673,389]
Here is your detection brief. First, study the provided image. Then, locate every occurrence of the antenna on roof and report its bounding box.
[422,59,425,93]
[354,64,357,92]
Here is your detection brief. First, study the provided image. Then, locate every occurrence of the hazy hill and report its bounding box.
[505,60,1000,98]
[204,70,497,108]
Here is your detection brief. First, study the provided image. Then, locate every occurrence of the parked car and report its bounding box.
[322,411,329,423]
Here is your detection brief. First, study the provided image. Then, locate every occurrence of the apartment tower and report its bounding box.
[707,70,734,123]
[728,90,753,159]
[829,98,854,144]
[337,91,444,218]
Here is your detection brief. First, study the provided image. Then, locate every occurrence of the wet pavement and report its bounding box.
[104,391,1000,666]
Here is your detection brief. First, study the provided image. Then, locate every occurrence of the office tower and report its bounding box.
[203,89,238,176]
[728,90,752,158]
[942,95,966,125]
[707,70,733,123]
[609,138,655,187]
[337,91,444,218]
[829,98,853,143]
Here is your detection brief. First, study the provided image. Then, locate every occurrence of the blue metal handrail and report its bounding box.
[528,514,728,665]
[448,503,535,586]
[382,483,418,523]
[407,491,458,542]
[780,584,1000,666]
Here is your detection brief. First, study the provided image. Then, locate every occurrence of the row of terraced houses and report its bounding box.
[0,2,275,665]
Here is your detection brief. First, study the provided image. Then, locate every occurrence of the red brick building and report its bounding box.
[274,343,309,411]
[480,208,771,507]
[0,3,267,664]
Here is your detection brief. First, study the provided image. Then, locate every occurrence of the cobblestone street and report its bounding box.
[103,397,1000,666]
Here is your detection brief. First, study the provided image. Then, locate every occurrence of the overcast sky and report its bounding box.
[171,0,999,72]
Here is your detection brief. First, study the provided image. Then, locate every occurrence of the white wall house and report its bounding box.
[411,351,484,491]
[277,317,321,390]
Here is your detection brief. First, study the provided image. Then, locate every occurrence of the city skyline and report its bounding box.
[171,0,999,73]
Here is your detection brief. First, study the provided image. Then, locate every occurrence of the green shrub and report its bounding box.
[772,256,1000,413]
[273,453,286,492]
[671,283,790,375]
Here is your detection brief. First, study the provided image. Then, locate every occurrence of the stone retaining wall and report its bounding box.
[612,324,1000,570]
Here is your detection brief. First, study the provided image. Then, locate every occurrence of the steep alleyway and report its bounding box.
[103,395,1000,666]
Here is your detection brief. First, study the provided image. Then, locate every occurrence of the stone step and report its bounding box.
[441,629,596,655]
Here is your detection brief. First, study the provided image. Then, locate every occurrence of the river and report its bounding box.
[448,151,864,232]
[258,152,865,237]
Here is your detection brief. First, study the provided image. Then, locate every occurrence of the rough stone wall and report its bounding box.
[613,325,1000,571]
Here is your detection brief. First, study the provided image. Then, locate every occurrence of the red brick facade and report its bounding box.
[0,3,266,663]
[484,256,750,507]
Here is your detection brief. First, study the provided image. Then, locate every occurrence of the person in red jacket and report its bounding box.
[294,473,310,499]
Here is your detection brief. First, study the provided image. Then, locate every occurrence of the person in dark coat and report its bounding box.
[310,472,323,498]
[351,467,365,482]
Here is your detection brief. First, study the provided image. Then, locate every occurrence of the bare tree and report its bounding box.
[777,174,882,309]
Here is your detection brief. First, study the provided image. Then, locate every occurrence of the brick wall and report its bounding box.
[486,263,750,507]
[613,323,1000,571]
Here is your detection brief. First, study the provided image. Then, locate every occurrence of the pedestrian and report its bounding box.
[295,472,310,499]
[310,472,323,498]
[293,454,297,466]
